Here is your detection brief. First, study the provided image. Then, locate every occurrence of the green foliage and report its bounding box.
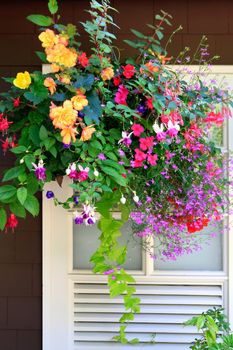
[48,0,58,15]
[185,308,232,350]
[27,14,53,26]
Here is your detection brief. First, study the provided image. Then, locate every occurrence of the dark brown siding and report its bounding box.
[0,1,233,349]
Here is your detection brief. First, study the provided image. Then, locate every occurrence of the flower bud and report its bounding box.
[133,192,139,203]
[94,169,99,177]
[120,196,126,204]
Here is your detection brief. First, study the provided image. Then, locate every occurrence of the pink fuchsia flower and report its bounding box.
[147,154,158,166]
[118,131,132,147]
[32,160,46,181]
[77,52,89,67]
[131,123,144,137]
[122,64,135,79]
[66,163,78,179]
[114,85,129,105]
[156,132,167,142]
[82,203,96,225]
[76,165,89,182]
[139,136,154,151]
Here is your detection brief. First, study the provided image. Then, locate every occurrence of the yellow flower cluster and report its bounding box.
[39,29,78,69]
[13,71,31,89]
[49,91,91,144]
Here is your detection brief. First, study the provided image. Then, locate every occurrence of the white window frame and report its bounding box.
[42,65,233,350]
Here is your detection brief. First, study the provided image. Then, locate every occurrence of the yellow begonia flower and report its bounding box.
[101,66,114,81]
[71,93,88,111]
[80,125,96,142]
[38,29,58,49]
[44,77,56,95]
[49,100,77,130]
[46,44,78,68]
[13,71,31,89]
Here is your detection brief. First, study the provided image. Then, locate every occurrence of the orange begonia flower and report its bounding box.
[101,66,114,81]
[80,125,96,141]
[38,29,58,49]
[60,127,77,145]
[46,44,78,68]
[49,100,77,130]
[44,77,56,95]
[71,92,88,111]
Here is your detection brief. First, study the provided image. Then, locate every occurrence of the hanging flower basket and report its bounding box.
[0,0,232,343]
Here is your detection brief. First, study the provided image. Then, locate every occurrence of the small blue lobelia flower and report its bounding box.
[46,191,54,199]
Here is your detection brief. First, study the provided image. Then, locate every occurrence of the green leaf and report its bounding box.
[48,0,58,14]
[100,166,127,187]
[0,208,7,230]
[10,200,26,218]
[27,14,53,26]
[11,146,27,154]
[24,194,39,217]
[24,154,35,170]
[17,187,28,205]
[39,125,48,141]
[0,185,16,201]
[49,146,57,158]
[130,29,146,39]
[2,166,24,182]
[35,51,47,63]
[29,125,40,146]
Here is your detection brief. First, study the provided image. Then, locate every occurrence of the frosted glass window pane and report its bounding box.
[73,221,142,270]
[154,223,223,271]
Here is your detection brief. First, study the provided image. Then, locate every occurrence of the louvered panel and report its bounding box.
[74,342,191,349]
[73,283,223,349]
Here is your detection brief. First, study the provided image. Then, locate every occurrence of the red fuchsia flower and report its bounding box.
[122,64,135,79]
[146,97,153,109]
[139,136,154,151]
[131,123,144,137]
[187,215,210,234]
[77,52,89,67]
[114,85,129,105]
[1,138,10,154]
[204,111,224,125]
[147,154,158,166]
[0,114,12,133]
[113,76,121,86]
[183,122,202,142]
[5,213,18,231]
[13,97,20,108]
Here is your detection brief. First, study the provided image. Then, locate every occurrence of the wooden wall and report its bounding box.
[0,0,233,349]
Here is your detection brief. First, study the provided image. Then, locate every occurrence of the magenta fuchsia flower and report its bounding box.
[32,160,46,181]
[118,131,132,147]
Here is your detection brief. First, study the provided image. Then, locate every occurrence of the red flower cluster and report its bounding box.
[77,52,89,67]
[204,111,224,125]
[122,64,135,79]
[187,215,210,234]
[114,85,129,105]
